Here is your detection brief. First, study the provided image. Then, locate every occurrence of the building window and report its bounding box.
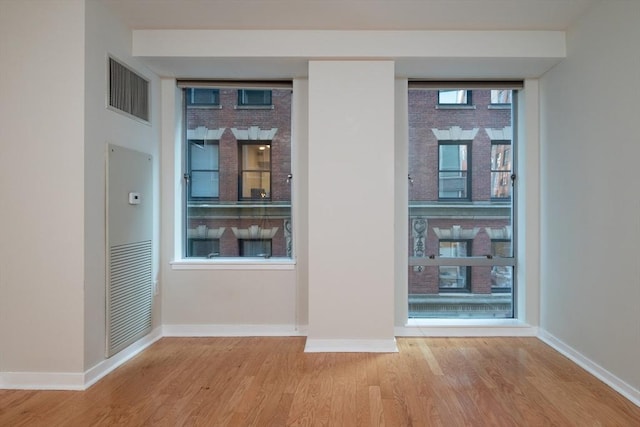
[490,90,512,104]
[438,90,472,105]
[491,239,512,292]
[187,238,220,258]
[439,240,471,292]
[182,84,292,259]
[186,88,220,106]
[187,140,219,200]
[491,141,512,199]
[238,89,272,106]
[438,142,470,199]
[239,143,271,200]
[240,239,272,257]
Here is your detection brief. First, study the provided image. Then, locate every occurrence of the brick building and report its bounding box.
[408,89,514,313]
[184,87,293,258]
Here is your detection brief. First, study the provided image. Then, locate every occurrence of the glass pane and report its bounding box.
[190,142,218,170]
[191,171,219,198]
[439,171,468,198]
[242,145,270,170]
[438,266,468,290]
[439,144,467,170]
[491,266,513,291]
[490,90,512,104]
[185,87,292,258]
[409,88,514,319]
[188,239,220,257]
[439,90,468,104]
[242,172,270,199]
[241,240,272,257]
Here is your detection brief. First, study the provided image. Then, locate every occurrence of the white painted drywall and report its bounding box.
[83,0,161,370]
[307,61,396,346]
[0,0,86,373]
[540,0,640,391]
[159,79,298,329]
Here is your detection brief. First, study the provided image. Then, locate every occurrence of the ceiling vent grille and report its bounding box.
[108,57,149,122]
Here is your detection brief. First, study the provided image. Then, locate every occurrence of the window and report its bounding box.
[490,90,512,104]
[186,88,219,106]
[187,141,219,200]
[491,240,512,292]
[408,84,520,319]
[238,89,272,106]
[182,84,292,259]
[439,143,470,199]
[491,142,512,199]
[439,240,471,292]
[240,239,272,257]
[187,238,220,258]
[438,90,472,105]
[239,143,271,200]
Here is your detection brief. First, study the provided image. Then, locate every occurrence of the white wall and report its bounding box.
[0,0,86,375]
[83,0,161,370]
[306,61,396,351]
[540,0,640,394]
[159,80,298,332]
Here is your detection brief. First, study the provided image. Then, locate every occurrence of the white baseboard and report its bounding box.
[162,323,304,337]
[0,327,163,391]
[0,371,85,390]
[83,326,163,389]
[304,338,398,353]
[538,329,640,407]
[396,319,538,337]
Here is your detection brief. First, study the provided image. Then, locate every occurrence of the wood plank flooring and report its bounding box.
[1,337,638,426]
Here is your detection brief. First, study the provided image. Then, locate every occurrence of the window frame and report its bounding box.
[187,238,221,258]
[437,89,473,106]
[490,140,512,200]
[186,140,220,201]
[490,239,513,293]
[186,88,220,107]
[490,89,512,105]
[238,142,272,201]
[438,239,472,293]
[237,89,273,107]
[438,141,471,201]
[239,239,273,258]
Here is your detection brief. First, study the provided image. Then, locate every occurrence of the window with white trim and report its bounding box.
[181,83,292,259]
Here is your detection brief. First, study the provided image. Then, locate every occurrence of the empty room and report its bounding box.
[1,0,639,425]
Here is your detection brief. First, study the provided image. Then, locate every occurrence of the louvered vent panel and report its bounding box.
[109,57,150,122]
[107,240,153,357]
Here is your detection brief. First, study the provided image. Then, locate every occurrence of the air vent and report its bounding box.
[108,57,149,122]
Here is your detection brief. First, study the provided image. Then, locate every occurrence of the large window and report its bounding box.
[438,143,470,199]
[182,83,292,259]
[408,84,519,319]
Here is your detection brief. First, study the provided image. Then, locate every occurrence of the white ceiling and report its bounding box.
[104,0,598,31]
[103,0,600,79]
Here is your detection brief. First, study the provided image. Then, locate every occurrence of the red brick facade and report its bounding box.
[408,89,513,295]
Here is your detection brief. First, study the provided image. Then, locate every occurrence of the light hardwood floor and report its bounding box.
[1,337,638,426]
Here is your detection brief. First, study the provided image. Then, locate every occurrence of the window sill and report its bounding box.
[234,105,274,110]
[170,258,296,270]
[488,104,511,110]
[186,105,222,109]
[435,105,476,110]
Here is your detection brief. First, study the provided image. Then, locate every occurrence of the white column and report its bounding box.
[306,61,397,352]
